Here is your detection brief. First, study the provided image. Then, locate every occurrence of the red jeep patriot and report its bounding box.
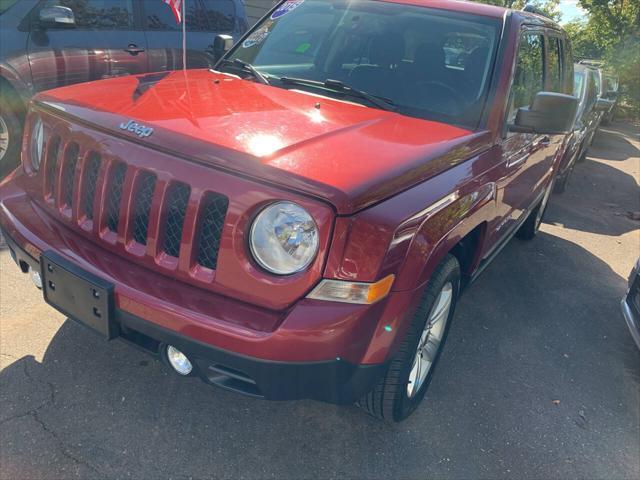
[0,0,577,422]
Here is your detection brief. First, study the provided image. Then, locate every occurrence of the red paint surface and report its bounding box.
[37,69,475,213]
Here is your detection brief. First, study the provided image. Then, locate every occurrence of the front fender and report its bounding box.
[394,182,495,292]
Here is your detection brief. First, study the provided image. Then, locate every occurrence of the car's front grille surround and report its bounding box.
[38,132,228,279]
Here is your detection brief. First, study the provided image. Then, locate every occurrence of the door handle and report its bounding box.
[124,44,145,55]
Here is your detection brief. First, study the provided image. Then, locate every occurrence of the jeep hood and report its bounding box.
[36,69,490,214]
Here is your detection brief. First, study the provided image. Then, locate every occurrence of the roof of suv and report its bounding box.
[386,0,562,29]
[383,0,507,18]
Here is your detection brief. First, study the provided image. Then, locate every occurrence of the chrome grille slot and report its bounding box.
[45,136,61,197]
[106,163,127,233]
[82,153,101,220]
[132,171,157,245]
[62,143,79,208]
[196,193,228,270]
[162,182,190,257]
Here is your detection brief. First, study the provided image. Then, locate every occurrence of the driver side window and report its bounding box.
[45,0,134,29]
[506,32,544,124]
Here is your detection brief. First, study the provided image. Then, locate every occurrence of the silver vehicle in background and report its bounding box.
[579,59,619,125]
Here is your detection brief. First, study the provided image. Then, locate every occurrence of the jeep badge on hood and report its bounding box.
[119,119,154,138]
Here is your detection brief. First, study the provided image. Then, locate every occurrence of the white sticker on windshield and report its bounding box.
[242,24,271,48]
[270,0,304,20]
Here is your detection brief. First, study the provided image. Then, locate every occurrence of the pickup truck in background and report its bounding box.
[0,0,249,175]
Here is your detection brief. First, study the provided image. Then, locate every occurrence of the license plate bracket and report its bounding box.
[41,251,117,339]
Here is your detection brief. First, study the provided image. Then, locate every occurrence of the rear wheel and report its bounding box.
[516,182,553,240]
[358,255,460,422]
[553,171,569,194]
[576,147,587,163]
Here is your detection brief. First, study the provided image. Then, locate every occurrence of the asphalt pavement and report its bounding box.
[1,122,639,480]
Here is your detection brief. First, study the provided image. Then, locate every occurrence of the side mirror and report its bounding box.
[213,34,234,61]
[39,6,75,27]
[595,98,611,112]
[510,92,578,134]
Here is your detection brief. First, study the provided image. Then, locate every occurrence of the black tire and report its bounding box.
[576,147,587,163]
[0,83,24,179]
[516,184,552,240]
[553,172,568,194]
[358,255,460,422]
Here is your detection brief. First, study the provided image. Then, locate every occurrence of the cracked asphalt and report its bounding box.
[1,122,639,480]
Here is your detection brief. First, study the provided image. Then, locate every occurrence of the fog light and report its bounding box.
[30,269,43,289]
[165,345,193,375]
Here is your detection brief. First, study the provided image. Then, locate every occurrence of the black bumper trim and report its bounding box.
[117,310,387,404]
[1,228,387,404]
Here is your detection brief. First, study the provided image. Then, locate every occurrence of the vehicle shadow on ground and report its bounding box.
[544,157,639,237]
[1,232,637,480]
[589,124,640,162]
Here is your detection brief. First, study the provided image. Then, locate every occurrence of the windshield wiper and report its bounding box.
[279,76,396,112]
[219,59,270,85]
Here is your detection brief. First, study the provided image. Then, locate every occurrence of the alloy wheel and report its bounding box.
[407,282,453,398]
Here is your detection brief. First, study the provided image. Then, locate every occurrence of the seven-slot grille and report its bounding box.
[41,134,228,273]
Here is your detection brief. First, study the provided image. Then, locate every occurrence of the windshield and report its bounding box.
[225,0,501,128]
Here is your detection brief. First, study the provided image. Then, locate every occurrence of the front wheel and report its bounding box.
[358,255,460,422]
[0,89,23,178]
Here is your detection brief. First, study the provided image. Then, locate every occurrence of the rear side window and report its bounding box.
[45,0,134,29]
[507,32,544,122]
[144,0,236,32]
[546,36,562,92]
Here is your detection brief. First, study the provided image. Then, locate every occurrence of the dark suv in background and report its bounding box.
[0,0,248,174]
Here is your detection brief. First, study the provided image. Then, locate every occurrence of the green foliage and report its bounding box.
[474,0,640,118]
[572,0,640,118]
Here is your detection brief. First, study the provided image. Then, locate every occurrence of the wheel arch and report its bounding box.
[0,74,28,122]
[393,182,495,293]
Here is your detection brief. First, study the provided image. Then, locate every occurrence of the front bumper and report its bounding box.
[1,179,416,403]
[3,226,389,403]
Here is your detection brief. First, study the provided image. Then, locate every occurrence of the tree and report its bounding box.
[474,0,640,118]
[574,0,640,118]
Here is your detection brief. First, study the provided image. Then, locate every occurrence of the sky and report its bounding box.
[558,0,588,24]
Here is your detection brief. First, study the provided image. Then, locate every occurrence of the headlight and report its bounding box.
[30,115,44,172]
[249,202,319,275]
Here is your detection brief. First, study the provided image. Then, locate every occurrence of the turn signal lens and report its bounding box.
[307,274,395,304]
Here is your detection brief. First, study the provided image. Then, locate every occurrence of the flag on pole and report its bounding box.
[163,0,184,23]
